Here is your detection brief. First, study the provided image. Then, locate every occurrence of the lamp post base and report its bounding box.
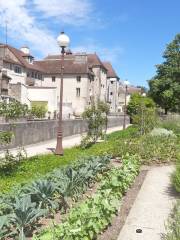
[55,135,63,155]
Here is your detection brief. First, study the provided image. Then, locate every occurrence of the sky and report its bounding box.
[0,0,179,87]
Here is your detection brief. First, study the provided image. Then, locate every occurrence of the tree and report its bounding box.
[0,101,29,121]
[30,103,47,118]
[127,93,157,135]
[81,101,110,148]
[149,33,180,114]
[127,93,155,118]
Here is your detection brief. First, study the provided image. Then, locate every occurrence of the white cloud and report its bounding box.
[0,0,92,56]
[0,0,58,56]
[33,0,92,25]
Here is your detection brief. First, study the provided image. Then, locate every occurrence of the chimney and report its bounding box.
[20,46,30,54]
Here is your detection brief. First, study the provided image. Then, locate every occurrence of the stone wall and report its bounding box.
[0,116,129,150]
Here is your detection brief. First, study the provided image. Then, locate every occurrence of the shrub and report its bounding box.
[0,101,29,121]
[31,103,47,118]
[81,101,110,147]
[162,200,180,240]
[159,119,180,136]
[127,93,156,118]
[150,128,176,137]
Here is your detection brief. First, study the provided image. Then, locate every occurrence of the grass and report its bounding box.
[0,127,137,194]
[1,120,180,195]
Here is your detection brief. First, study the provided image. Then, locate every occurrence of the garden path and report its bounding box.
[0,125,125,157]
[117,165,177,240]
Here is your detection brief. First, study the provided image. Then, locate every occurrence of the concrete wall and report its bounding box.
[0,116,129,150]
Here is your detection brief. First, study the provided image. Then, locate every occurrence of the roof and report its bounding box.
[127,86,142,94]
[35,58,91,75]
[87,53,107,71]
[0,44,44,72]
[103,62,119,79]
[119,85,141,94]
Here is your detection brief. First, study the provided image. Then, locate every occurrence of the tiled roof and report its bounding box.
[119,85,141,94]
[0,44,44,72]
[35,59,90,75]
[103,62,119,79]
[87,53,107,71]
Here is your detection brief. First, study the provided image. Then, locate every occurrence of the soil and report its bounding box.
[97,169,148,240]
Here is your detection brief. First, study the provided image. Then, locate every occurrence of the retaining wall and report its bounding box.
[0,116,129,150]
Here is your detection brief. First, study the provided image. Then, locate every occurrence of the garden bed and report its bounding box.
[98,169,148,240]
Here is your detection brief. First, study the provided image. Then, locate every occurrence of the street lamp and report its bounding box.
[55,31,70,155]
[123,80,130,130]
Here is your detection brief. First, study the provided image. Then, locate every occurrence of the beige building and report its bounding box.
[1,43,138,117]
[103,62,119,113]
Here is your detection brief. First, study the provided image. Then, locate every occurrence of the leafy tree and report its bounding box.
[127,93,157,135]
[149,33,180,114]
[127,93,155,117]
[0,101,29,121]
[81,101,110,148]
[30,103,47,118]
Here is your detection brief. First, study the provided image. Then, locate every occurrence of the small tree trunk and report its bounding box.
[165,108,168,115]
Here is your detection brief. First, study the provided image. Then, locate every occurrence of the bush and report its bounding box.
[150,128,176,137]
[31,103,47,118]
[159,119,180,136]
[162,200,180,240]
[127,93,156,118]
[81,101,110,147]
[0,101,29,121]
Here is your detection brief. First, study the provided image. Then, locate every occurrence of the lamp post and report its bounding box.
[55,31,70,155]
[123,80,129,130]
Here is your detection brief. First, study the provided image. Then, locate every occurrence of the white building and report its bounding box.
[103,62,120,113]
[1,43,135,117]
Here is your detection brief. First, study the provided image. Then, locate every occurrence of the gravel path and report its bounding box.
[117,166,177,240]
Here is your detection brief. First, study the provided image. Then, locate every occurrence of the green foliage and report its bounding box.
[127,93,155,117]
[149,33,180,113]
[33,154,140,240]
[133,107,158,135]
[0,101,29,120]
[31,103,47,118]
[81,101,110,147]
[162,200,180,240]
[0,148,27,173]
[0,131,14,145]
[10,196,46,239]
[0,155,111,238]
[127,93,157,135]
[159,119,180,136]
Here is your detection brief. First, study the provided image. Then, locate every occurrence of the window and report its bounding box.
[35,72,37,79]
[110,92,113,95]
[76,88,80,97]
[111,81,113,84]
[14,66,22,74]
[31,72,34,78]
[27,72,30,77]
[77,76,81,82]
[52,76,56,82]
[9,64,13,70]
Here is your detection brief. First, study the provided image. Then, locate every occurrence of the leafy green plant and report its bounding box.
[162,200,180,240]
[9,196,46,239]
[24,180,59,210]
[33,154,140,240]
[81,101,110,147]
[0,101,29,121]
[31,103,47,118]
[0,131,14,145]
